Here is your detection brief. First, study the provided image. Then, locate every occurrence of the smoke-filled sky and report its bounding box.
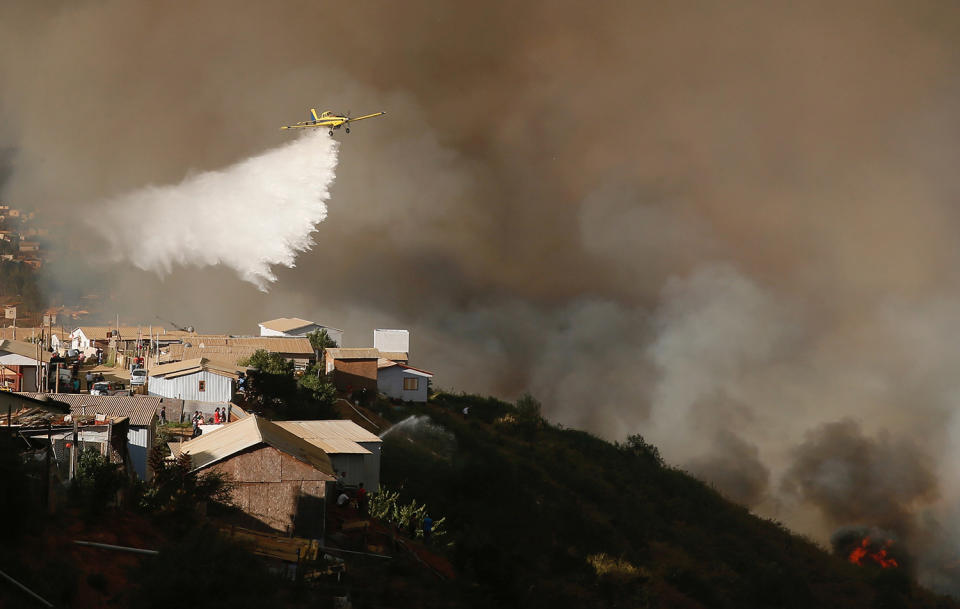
[5,0,960,590]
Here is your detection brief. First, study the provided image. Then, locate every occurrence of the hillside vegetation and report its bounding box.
[372,393,958,609]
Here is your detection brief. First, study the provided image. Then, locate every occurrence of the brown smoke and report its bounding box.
[4,0,960,591]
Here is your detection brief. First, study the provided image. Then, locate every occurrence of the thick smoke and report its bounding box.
[781,420,938,536]
[686,430,770,508]
[93,130,337,289]
[5,0,960,592]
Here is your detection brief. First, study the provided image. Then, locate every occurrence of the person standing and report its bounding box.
[85,370,93,391]
[423,515,433,545]
[357,482,368,516]
[213,407,221,424]
[159,406,167,425]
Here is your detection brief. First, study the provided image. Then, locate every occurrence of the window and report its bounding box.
[198,380,206,392]
[403,377,418,391]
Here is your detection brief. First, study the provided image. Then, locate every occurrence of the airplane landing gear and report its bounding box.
[328,130,333,136]
[345,127,350,134]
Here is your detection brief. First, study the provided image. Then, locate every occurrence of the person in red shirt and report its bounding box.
[357,483,368,516]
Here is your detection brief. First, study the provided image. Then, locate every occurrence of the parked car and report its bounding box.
[90,381,128,396]
[130,369,147,386]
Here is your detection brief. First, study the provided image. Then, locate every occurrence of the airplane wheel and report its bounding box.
[345,128,350,134]
[328,130,333,136]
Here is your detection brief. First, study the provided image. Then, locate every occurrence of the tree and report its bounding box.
[239,349,296,407]
[141,446,234,519]
[298,363,337,406]
[75,448,126,516]
[306,328,338,369]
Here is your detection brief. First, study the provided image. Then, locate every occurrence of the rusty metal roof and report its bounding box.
[17,393,161,426]
[176,415,336,476]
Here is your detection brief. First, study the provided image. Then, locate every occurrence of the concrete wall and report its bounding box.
[374,329,409,353]
[148,369,234,402]
[206,445,331,537]
[377,366,429,402]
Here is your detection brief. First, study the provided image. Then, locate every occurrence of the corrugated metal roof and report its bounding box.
[258,317,317,333]
[17,393,161,426]
[148,357,241,379]
[159,338,314,366]
[327,348,380,360]
[73,326,197,340]
[276,419,382,445]
[160,344,257,366]
[0,339,52,362]
[274,421,372,454]
[176,415,336,476]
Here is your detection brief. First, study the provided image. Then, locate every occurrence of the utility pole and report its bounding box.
[69,417,78,481]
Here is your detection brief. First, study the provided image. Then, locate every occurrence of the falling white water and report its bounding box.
[92,130,339,290]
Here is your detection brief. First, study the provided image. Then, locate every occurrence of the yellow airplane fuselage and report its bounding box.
[281,109,386,131]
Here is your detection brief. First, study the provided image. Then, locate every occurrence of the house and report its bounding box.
[174,415,336,536]
[324,348,379,393]
[0,339,51,391]
[18,240,39,253]
[18,393,162,480]
[275,419,382,490]
[147,358,240,403]
[377,361,433,402]
[258,317,343,345]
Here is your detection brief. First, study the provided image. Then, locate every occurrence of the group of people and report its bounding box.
[84,370,106,391]
[189,408,229,437]
[335,472,369,516]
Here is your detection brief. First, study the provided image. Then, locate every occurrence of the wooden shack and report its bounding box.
[174,415,336,537]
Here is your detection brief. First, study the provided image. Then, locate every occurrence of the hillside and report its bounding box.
[369,393,959,609]
[3,391,959,608]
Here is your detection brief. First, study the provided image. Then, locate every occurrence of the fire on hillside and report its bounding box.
[831,527,904,570]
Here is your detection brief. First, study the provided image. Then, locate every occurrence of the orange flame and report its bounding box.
[848,537,899,568]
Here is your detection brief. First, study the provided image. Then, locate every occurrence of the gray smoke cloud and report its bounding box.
[782,419,939,535]
[5,0,960,591]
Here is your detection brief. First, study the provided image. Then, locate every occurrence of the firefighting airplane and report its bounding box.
[280,109,386,135]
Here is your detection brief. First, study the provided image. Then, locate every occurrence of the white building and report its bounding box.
[275,419,383,491]
[69,327,98,355]
[258,317,343,345]
[373,329,409,354]
[377,361,432,402]
[147,358,239,403]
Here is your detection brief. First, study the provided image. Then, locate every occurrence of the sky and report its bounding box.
[4,0,960,589]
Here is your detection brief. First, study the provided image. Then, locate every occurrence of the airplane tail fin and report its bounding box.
[310,108,320,121]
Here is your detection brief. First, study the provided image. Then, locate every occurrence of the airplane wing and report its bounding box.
[347,112,386,123]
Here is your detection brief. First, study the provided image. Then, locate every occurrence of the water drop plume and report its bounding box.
[93,130,338,290]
